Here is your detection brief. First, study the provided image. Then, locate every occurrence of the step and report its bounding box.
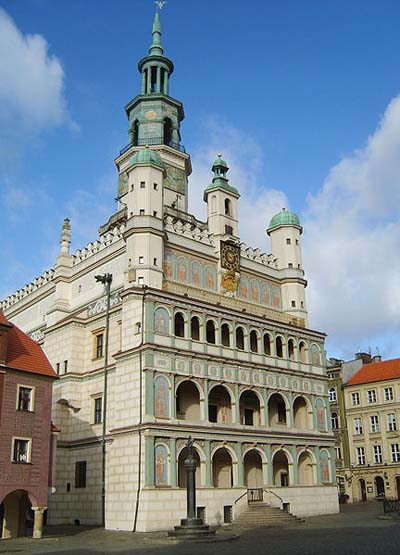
[233,504,303,528]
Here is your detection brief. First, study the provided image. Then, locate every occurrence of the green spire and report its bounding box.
[204,154,240,200]
[149,11,164,56]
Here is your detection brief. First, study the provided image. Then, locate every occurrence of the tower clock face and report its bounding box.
[221,241,240,271]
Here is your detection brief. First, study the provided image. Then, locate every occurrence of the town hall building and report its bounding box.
[0,8,338,531]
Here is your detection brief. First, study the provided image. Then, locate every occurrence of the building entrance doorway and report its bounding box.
[358,479,367,501]
[396,477,400,500]
[1,490,32,539]
[374,476,385,498]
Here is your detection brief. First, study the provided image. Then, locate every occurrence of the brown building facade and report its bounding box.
[0,312,57,539]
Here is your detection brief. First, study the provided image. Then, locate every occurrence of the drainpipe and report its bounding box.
[133,287,146,532]
[95,273,113,529]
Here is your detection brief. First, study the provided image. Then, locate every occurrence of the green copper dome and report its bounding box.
[268,208,301,231]
[130,148,165,170]
[212,154,229,171]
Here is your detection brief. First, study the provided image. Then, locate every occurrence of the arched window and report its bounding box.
[191,316,200,341]
[288,339,295,360]
[263,333,271,355]
[329,387,337,402]
[163,117,173,146]
[221,323,230,347]
[211,195,217,214]
[131,119,139,146]
[174,312,185,338]
[250,330,258,353]
[224,198,232,216]
[206,320,216,344]
[299,341,308,363]
[236,327,244,350]
[331,412,339,429]
[276,336,284,358]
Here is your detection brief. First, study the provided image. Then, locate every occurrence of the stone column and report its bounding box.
[233,383,240,424]
[164,73,169,95]
[264,444,273,485]
[203,380,209,422]
[32,507,46,539]
[290,445,299,485]
[147,66,152,93]
[287,391,294,428]
[144,436,155,486]
[171,374,176,419]
[235,443,244,487]
[145,370,154,417]
[170,439,177,487]
[156,66,161,93]
[141,70,146,94]
[204,440,212,487]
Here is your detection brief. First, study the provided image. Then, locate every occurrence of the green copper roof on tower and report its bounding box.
[268,208,301,232]
[129,147,165,171]
[204,154,239,200]
[149,11,164,56]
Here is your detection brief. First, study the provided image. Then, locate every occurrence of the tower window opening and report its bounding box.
[191,316,200,341]
[131,119,139,146]
[140,181,145,188]
[160,69,165,93]
[206,320,216,344]
[288,263,293,268]
[224,198,232,216]
[276,336,284,358]
[236,327,245,350]
[174,312,185,338]
[225,225,233,236]
[151,66,157,92]
[286,238,291,245]
[164,117,173,146]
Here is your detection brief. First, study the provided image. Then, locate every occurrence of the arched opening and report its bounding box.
[178,447,201,488]
[191,316,200,341]
[239,390,261,426]
[359,478,367,501]
[176,381,200,421]
[174,312,185,338]
[224,198,232,216]
[331,412,339,429]
[163,117,173,146]
[244,450,263,487]
[206,320,216,344]
[375,476,385,498]
[276,336,284,358]
[299,341,308,363]
[268,393,287,426]
[288,339,296,360]
[131,119,139,146]
[221,323,230,347]
[293,396,309,429]
[1,490,33,539]
[208,385,232,424]
[211,195,217,214]
[298,452,314,486]
[263,333,271,355]
[250,330,258,353]
[236,327,245,350]
[273,450,289,487]
[212,448,233,488]
[150,66,157,92]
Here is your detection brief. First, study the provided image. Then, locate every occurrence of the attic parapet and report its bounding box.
[0,268,56,310]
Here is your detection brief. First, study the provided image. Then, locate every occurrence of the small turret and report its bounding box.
[60,218,71,255]
[204,154,240,241]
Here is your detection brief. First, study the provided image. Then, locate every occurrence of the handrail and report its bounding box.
[234,488,284,506]
[119,138,186,155]
[263,489,283,504]
[234,491,248,505]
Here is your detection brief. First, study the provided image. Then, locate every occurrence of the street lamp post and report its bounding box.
[94,272,113,528]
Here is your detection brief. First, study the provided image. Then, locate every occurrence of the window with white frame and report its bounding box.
[388,413,397,432]
[384,387,394,401]
[335,446,342,460]
[357,446,365,465]
[367,389,377,403]
[17,385,34,411]
[354,417,363,435]
[331,412,339,429]
[329,387,337,402]
[391,444,400,463]
[370,415,380,433]
[373,445,382,464]
[351,392,360,406]
[12,438,31,463]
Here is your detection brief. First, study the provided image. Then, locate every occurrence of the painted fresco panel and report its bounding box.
[154,375,170,418]
[154,307,170,335]
[155,444,168,486]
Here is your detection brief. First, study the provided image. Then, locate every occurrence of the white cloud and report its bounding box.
[0,8,69,137]
[188,117,288,252]
[303,95,400,358]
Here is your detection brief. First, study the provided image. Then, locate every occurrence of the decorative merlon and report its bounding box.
[164,215,215,246]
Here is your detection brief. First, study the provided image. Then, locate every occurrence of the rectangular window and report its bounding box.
[288,263,293,268]
[335,446,342,460]
[139,256,144,264]
[56,362,60,375]
[354,417,363,435]
[94,397,102,424]
[17,386,33,411]
[384,387,394,401]
[139,209,145,216]
[356,446,365,465]
[95,333,104,359]
[367,389,377,403]
[286,238,291,245]
[388,413,397,432]
[75,461,87,488]
[12,438,31,463]
[373,445,382,464]
[329,388,337,402]
[153,258,157,266]
[140,181,145,188]
[225,225,233,235]
[138,277,144,286]
[351,392,360,406]
[370,415,380,433]
[153,183,158,190]
[391,444,400,462]
[64,360,68,373]
[153,210,158,217]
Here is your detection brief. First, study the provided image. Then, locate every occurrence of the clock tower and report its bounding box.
[114,6,191,212]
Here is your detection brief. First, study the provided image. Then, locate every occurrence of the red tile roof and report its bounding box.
[0,311,56,378]
[347,358,400,385]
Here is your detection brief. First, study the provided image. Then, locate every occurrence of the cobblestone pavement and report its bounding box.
[1,502,399,555]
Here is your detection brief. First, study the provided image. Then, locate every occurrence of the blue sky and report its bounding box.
[1,0,400,362]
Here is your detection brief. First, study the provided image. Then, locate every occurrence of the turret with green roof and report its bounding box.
[267,208,301,234]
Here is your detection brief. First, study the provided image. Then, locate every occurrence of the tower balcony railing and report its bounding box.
[119,137,186,156]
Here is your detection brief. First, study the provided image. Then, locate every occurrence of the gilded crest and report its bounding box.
[221,270,238,292]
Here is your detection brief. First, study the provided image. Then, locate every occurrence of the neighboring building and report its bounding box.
[345,357,400,502]
[326,353,374,500]
[0,312,58,539]
[0,9,338,531]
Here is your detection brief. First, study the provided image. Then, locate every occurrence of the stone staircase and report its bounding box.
[233,502,304,528]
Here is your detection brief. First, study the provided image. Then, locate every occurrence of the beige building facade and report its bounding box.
[0,10,338,531]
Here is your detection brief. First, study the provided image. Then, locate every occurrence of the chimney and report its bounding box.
[355,352,373,365]
[372,355,382,363]
[0,314,12,365]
